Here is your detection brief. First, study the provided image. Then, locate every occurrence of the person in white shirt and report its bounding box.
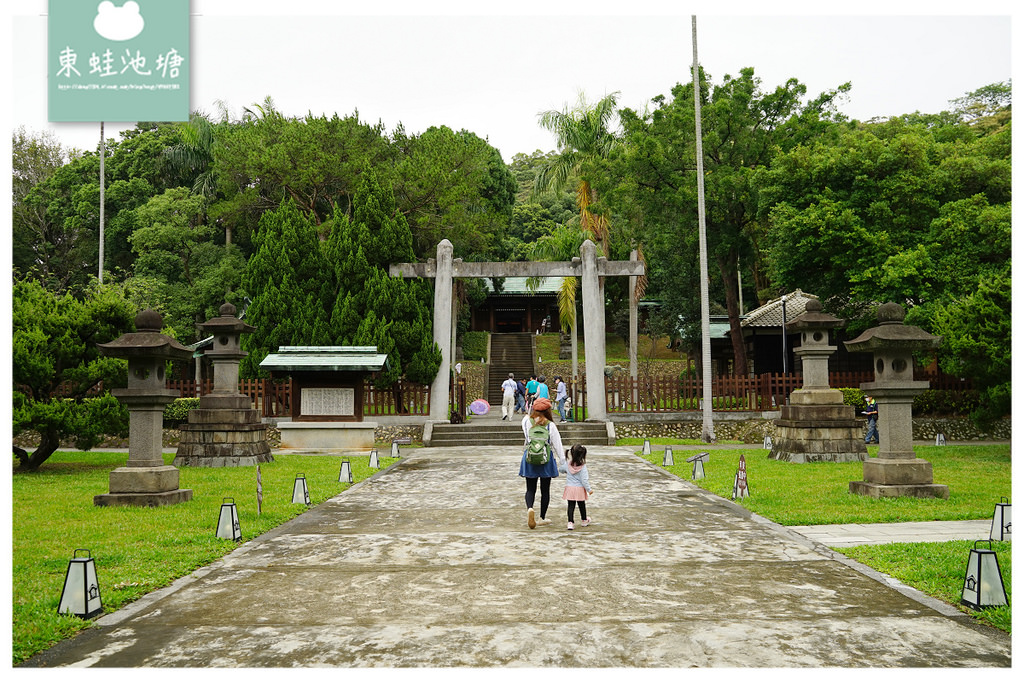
[500,373,517,420]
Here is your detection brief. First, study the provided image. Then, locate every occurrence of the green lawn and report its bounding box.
[638,444,1011,525]
[638,443,1012,633]
[11,450,397,665]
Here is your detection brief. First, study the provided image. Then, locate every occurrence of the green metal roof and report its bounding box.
[481,277,563,295]
[259,346,390,372]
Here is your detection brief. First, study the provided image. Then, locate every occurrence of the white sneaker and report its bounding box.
[580,518,591,527]
[528,508,536,529]
[536,518,551,526]
[567,521,574,530]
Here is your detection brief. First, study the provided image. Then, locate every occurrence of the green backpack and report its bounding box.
[525,420,551,465]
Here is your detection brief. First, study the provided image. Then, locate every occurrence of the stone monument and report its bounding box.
[173,302,273,467]
[95,309,193,506]
[844,302,948,498]
[769,299,867,463]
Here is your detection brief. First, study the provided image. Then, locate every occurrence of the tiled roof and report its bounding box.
[740,289,818,328]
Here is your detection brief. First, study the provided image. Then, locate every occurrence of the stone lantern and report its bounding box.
[95,309,193,506]
[844,302,948,498]
[769,299,867,463]
[174,302,272,467]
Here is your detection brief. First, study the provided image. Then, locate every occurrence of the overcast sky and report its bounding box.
[4,1,1015,162]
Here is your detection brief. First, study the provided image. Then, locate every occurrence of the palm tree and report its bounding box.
[535,91,620,257]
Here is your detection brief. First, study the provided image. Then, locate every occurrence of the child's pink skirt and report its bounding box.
[562,486,588,501]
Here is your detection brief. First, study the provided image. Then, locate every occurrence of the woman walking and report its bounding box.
[518,397,565,528]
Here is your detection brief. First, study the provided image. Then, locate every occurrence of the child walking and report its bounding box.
[562,444,593,530]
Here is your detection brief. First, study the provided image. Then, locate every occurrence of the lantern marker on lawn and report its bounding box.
[58,549,103,619]
[989,497,1011,541]
[960,540,1008,610]
[687,452,709,480]
[216,498,242,542]
[292,474,310,505]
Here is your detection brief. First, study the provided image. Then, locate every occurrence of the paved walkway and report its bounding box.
[789,519,994,547]
[24,445,1011,667]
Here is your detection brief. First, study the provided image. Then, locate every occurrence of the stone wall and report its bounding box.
[611,416,1011,444]
[14,415,1007,451]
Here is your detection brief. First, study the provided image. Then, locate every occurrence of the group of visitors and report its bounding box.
[500,373,570,422]
[516,396,592,531]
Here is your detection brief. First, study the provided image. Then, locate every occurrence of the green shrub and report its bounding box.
[838,387,865,409]
[461,331,489,361]
[163,398,199,425]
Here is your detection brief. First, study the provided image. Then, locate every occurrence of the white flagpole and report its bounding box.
[692,16,715,443]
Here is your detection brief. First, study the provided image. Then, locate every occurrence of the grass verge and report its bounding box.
[11,450,396,665]
[842,540,1011,633]
[637,444,1010,525]
[638,443,1012,633]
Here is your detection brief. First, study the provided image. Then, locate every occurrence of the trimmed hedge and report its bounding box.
[163,397,199,425]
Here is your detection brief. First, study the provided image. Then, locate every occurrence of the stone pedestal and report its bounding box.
[94,465,193,507]
[277,421,378,452]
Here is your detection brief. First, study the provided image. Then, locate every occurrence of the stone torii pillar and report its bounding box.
[580,240,606,420]
[430,240,455,421]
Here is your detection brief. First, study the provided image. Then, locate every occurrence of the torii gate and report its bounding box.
[390,239,645,423]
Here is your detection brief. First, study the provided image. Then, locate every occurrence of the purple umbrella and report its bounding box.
[469,399,490,415]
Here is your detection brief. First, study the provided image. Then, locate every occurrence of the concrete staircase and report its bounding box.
[428,420,612,448]
[486,333,535,405]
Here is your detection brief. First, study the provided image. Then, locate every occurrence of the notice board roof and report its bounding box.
[259,346,390,373]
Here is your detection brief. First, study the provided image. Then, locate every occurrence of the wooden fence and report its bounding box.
[166,370,972,418]
[601,370,971,414]
[166,378,430,417]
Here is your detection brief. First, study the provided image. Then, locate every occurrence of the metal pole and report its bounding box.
[692,16,715,442]
[98,121,105,283]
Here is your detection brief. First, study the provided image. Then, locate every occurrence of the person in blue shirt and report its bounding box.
[515,378,527,414]
[535,375,550,400]
[525,375,538,413]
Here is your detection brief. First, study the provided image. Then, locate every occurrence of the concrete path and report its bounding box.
[24,445,1011,667]
[789,519,994,547]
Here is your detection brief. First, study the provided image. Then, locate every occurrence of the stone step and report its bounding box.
[429,422,610,447]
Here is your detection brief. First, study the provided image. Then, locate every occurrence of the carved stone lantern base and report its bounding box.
[173,395,273,467]
[769,389,868,463]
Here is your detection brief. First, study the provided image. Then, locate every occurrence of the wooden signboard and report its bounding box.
[732,454,750,499]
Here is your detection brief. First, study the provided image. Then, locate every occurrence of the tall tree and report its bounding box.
[613,68,849,374]
[12,128,78,281]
